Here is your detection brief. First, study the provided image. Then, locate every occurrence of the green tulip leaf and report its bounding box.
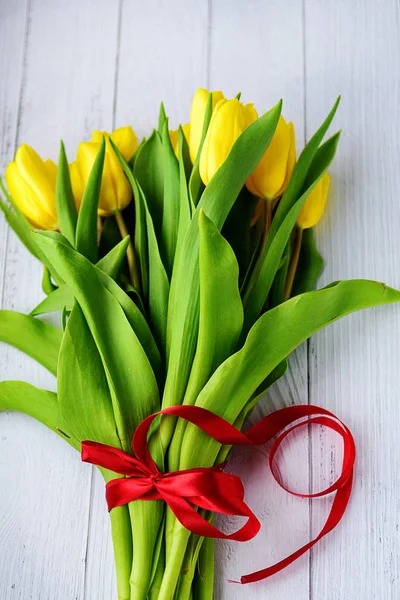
[167,210,244,468]
[99,215,123,259]
[180,279,400,469]
[242,131,340,335]
[109,139,149,298]
[75,137,105,262]
[175,127,193,260]
[94,262,162,376]
[272,96,340,235]
[55,140,78,246]
[158,102,167,133]
[0,310,62,375]
[135,181,169,355]
[214,358,289,467]
[33,231,160,450]
[161,119,180,276]
[41,266,56,295]
[188,93,212,206]
[245,358,289,412]
[58,301,121,447]
[163,102,283,426]
[0,380,79,451]
[222,187,258,278]
[133,130,164,237]
[292,228,324,296]
[35,230,161,376]
[129,137,146,171]
[31,285,74,316]
[0,194,40,258]
[269,241,290,308]
[186,210,243,402]
[31,237,131,317]
[0,178,63,285]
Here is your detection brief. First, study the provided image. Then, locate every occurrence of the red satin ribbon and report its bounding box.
[81,404,355,584]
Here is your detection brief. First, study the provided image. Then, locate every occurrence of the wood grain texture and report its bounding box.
[305,1,400,598]
[208,2,311,598]
[0,1,120,598]
[0,0,400,599]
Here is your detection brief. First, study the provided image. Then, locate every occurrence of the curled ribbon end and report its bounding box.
[81,403,356,586]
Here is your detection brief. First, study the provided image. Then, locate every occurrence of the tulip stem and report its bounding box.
[262,198,272,251]
[284,226,303,301]
[115,210,141,292]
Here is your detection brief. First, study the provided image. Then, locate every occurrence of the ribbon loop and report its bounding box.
[81,403,355,585]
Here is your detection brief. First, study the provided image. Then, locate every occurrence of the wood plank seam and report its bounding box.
[83,4,124,594]
[0,0,32,311]
[83,467,97,600]
[112,0,123,132]
[302,0,314,597]
[205,0,213,90]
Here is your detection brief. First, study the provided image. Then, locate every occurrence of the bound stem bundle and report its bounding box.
[0,88,398,600]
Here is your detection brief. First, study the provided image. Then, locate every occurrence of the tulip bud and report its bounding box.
[169,123,190,158]
[199,98,258,185]
[246,116,296,201]
[75,126,138,216]
[189,88,225,163]
[5,144,58,230]
[297,172,330,229]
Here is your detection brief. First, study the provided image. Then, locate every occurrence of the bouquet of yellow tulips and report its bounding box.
[1,88,399,600]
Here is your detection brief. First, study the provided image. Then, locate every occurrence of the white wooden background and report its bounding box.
[0,0,400,598]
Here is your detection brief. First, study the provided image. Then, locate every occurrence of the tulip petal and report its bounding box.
[170,123,190,158]
[77,141,117,216]
[297,172,330,229]
[14,144,58,227]
[246,116,291,200]
[110,126,138,162]
[169,129,179,155]
[277,121,296,197]
[199,98,257,185]
[6,161,57,230]
[91,130,109,144]
[44,159,57,186]
[69,161,84,207]
[189,88,225,163]
[105,138,132,212]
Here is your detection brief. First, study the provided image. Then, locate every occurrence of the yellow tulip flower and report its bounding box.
[189,88,225,163]
[297,172,331,229]
[246,116,296,201]
[91,126,137,163]
[75,126,138,216]
[199,98,258,185]
[69,161,84,207]
[169,123,190,158]
[5,144,58,230]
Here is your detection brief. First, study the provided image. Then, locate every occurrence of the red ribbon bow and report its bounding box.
[81,404,355,584]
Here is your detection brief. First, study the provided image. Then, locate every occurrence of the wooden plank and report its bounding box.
[0,0,28,318]
[0,1,120,598]
[83,1,211,597]
[305,1,400,598]
[208,1,310,598]
[115,0,209,137]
